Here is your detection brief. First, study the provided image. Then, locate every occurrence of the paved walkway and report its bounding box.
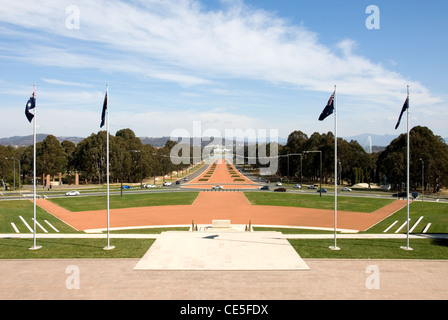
[134,231,310,271]
[1,258,447,300]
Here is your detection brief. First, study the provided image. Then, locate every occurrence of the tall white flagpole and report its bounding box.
[104,83,114,251]
[330,85,340,251]
[30,84,41,251]
[401,85,413,251]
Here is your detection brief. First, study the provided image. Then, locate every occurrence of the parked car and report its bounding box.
[293,184,302,189]
[393,192,407,198]
[274,188,286,192]
[65,190,80,196]
[341,187,352,192]
[317,188,327,193]
[122,185,131,189]
[212,185,223,190]
[260,186,270,190]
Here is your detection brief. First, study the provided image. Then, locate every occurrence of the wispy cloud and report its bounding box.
[0,0,444,138]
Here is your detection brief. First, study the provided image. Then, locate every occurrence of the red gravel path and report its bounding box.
[36,191,406,232]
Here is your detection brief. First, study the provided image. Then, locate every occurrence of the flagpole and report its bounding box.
[401,85,413,251]
[104,83,114,251]
[330,85,340,251]
[30,84,41,251]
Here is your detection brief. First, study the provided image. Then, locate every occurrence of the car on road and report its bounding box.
[317,188,327,193]
[163,182,172,186]
[274,188,286,192]
[276,182,282,186]
[122,185,131,189]
[144,184,156,188]
[293,184,302,189]
[393,192,408,198]
[260,186,270,190]
[307,185,317,189]
[212,185,223,190]
[65,190,80,196]
[341,187,352,192]
[176,180,181,185]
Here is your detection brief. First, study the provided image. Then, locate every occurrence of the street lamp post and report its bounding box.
[5,157,20,191]
[287,153,303,187]
[420,158,424,202]
[304,151,322,197]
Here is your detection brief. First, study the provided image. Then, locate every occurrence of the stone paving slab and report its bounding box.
[134,231,310,271]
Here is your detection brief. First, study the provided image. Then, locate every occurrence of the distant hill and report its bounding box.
[0,134,84,147]
[343,133,397,148]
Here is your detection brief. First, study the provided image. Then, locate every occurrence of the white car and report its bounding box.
[293,184,302,189]
[341,187,352,192]
[212,185,223,190]
[65,190,80,196]
[276,182,282,186]
[163,182,172,186]
[144,184,156,188]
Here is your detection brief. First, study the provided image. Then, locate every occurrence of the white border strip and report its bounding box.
[19,216,34,233]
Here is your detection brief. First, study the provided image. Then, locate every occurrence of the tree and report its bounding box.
[37,135,67,180]
[377,126,448,192]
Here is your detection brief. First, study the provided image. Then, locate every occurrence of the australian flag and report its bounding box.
[395,97,409,130]
[100,91,107,128]
[318,91,335,121]
[25,93,35,123]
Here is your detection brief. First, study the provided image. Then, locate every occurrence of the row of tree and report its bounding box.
[0,129,193,188]
[274,126,448,192]
[1,126,447,192]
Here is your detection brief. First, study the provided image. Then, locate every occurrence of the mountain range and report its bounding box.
[0,133,413,149]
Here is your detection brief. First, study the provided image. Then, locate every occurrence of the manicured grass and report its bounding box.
[365,201,448,234]
[49,192,199,212]
[244,192,394,213]
[0,200,77,234]
[0,238,154,259]
[289,238,448,259]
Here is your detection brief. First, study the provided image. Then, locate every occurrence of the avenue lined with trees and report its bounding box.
[0,126,447,194]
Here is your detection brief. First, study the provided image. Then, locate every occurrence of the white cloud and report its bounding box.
[0,0,445,138]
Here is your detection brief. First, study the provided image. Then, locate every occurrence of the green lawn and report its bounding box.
[244,192,394,213]
[0,200,77,234]
[0,238,154,259]
[49,192,199,212]
[366,201,448,234]
[289,238,448,259]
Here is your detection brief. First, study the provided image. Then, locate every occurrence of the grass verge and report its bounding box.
[289,238,448,259]
[0,238,154,259]
[245,192,394,213]
[49,192,199,212]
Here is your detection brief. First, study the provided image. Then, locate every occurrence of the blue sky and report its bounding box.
[0,0,447,143]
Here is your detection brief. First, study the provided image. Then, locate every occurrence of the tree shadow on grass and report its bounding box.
[431,238,448,247]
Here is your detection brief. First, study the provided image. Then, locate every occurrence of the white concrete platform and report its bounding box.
[134,231,310,271]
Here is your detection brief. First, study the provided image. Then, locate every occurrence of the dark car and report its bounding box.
[317,188,327,193]
[260,186,270,190]
[176,180,181,185]
[393,192,407,198]
[274,188,286,192]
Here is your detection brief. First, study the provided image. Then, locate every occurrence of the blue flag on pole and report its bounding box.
[395,97,409,130]
[100,92,107,128]
[318,91,335,121]
[25,93,35,123]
